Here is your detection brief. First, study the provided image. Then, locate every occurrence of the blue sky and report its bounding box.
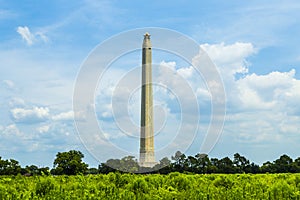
[1,0,300,167]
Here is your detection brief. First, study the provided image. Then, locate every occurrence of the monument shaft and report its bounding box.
[139,33,156,167]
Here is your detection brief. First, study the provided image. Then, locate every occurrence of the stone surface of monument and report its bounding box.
[139,33,156,168]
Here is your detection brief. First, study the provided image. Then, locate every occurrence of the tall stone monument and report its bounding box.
[139,33,156,167]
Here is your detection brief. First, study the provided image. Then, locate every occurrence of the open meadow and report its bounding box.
[1,173,300,199]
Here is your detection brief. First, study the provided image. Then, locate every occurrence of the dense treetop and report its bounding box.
[1,150,300,175]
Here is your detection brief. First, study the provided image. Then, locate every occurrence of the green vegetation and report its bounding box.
[2,151,300,199]
[2,151,300,175]
[100,152,300,174]
[0,173,300,199]
[51,150,88,175]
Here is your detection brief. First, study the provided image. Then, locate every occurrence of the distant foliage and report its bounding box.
[1,151,300,175]
[51,150,88,175]
[0,173,300,199]
[98,152,300,174]
[0,157,21,175]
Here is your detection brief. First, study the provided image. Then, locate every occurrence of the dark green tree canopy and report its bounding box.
[51,150,88,175]
[2,151,300,175]
[0,157,21,175]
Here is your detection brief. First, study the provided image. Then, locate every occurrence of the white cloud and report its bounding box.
[17,26,34,45]
[2,80,15,89]
[52,110,86,121]
[1,124,23,137]
[196,88,211,100]
[195,42,300,145]
[238,70,295,91]
[36,125,50,133]
[237,86,276,110]
[157,61,199,113]
[226,111,300,144]
[199,42,280,111]
[201,42,256,75]
[279,115,300,134]
[17,26,48,46]
[159,61,176,71]
[36,32,49,43]
[0,121,81,156]
[9,97,25,107]
[100,104,112,118]
[236,69,299,110]
[52,111,74,121]
[11,106,50,123]
[177,66,195,79]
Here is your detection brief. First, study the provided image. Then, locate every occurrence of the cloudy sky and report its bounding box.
[1,0,300,167]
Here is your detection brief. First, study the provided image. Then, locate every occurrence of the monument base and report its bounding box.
[139,151,157,168]
[139,161,158,168]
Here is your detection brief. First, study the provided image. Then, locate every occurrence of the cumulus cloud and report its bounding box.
[17,26,48,46]
[226,111,300,144]
[9,97,25,107]
[1,124,23,137]
[196,88,211,100]
[159,61,176,71]
[52,111,74,121]
[157,61,199,113]
[11,106,50,123]
[201,42,256,65]
[279,115,300,134]
[2,80,15,89]
[36,125,50,133]
[177,66,195,79]
[100,104,113,118]
[198,42,300,144]
[238,70,295,91]
[0,121,81,155]
[52,110,87,122]
[236,69,298,110]
[201,42,256,76]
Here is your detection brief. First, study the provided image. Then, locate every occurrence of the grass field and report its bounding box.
[1,173,300,199]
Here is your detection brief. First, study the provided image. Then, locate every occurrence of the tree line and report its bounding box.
[1,150,300,175]
[99,151,300,174]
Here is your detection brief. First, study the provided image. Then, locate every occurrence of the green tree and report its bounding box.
[208,158,220,173]
[249,162,260,173]
[156,157,172,174]
[21,165,50,176]
[218,157,235,173]
[40,167,50,175]
[25,165,39,175]
[195,153,211,173]
[233,153,250,173]
[0,157,21,175]
[99,156,139,173]
[86,167,99,174]
[291,157,300,172]
[186,156,197,172]
[260,161,275,173]
[98,160,118,174]
[159,157,171,167]
[51,150,88,175]
[119,156,139,173]
[171,151,187,172]
[273,154,293,173]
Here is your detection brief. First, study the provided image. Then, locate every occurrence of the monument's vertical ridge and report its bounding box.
[139,32,156,168]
